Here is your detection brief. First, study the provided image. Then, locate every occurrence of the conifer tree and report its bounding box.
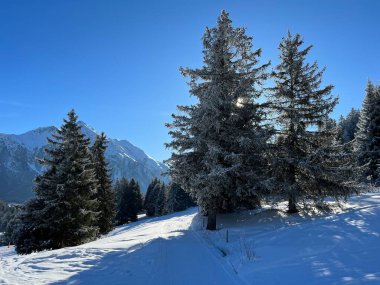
[337,108,360,144]
[355,81,377,161]
[269,32,353,213]
[167,183,195,213]
[15,110,99,254]
[355,81,380,183]
[91,133,116,235]
[154,183,167,216]
[144,178,160,216]
[115,178,129,225]
[166,11,271,230]
[115,178,143,224]
[125,179,143,222]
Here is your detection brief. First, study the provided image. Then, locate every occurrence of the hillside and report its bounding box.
[1,192,379,285]
[0,122,168,202]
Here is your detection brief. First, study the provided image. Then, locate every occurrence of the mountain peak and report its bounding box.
[0,122,168,202]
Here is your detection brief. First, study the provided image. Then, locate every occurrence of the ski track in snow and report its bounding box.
[0,210,239,285]
[1,193,380,285]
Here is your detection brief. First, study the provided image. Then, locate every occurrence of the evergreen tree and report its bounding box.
[167,183,195,213]
[115,178,129,225]
[125,179,143,222]
[91,133,116,235]
[166,11,271,230]
[337,108,360,144]
[355,81,380,183]
[15,110,99,254]
[144,178,160,216]
[115,178,143,224]
[269,32,353,213]
[154,183,167,216]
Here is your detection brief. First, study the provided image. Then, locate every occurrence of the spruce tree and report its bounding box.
[337,108,360,144]
[154,183,167,216]
[355,81,380,183]
[144,178,160,217]
[115,178,143,224]
[91,133,116,235]
[167,183,195,213]
[359,82,380,184]
[269,32,352,213]
[166,11,271,230]
[15,110,99,254]
[125,179,143,222]
[115,178,129,225]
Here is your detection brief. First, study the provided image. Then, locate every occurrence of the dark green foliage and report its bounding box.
[165,11,271,229]
[144,178,159,216]
[115,178,143,225]
[355,81,380,184]
[91,133,116,235]
[337,108,360,144]
[14,110,99,254]
[144,179,167,217]
[154,183,167,216]
[0,200,21,245]
[166,183,195,213]
[269,32,356,212]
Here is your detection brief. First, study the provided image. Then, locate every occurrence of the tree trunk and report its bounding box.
[287,197,298,213]
[206,208,217,230]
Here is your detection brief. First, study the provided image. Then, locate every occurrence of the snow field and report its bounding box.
[1,192,380,285]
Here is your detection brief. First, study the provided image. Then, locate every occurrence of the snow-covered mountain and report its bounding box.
[0,122,168,203]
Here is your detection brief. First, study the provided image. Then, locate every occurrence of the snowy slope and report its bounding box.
[1,193,380,285]
[0,122,168,202]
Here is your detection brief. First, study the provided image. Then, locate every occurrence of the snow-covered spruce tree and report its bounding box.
[167,183,196,213]
[91,133,116,235]
[15,110,99,254]
[354,81,380,182]
[360,82,380,184]
[337,108,360,144]
[269,32,355,213]
[165,11,271,230]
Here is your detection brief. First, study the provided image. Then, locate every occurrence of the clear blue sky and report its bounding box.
[0,0,379,161]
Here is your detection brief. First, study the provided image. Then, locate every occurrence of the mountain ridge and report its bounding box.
[0,122,168,203]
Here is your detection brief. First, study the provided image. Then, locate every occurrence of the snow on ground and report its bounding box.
[1,193,380,285]
[0,209,238,285]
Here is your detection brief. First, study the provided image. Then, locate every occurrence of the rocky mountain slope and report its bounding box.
[0,122,168,203]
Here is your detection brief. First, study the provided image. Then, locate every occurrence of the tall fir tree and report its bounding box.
[15,110,99,254]
[269,32,354,213]
[115,178,129,225]
[154,183,167,216]
[167,183,196,213]
[337,108,360,144]
[355,81,380,183]
[115,178,143,224]
[126,179,143,222]
[144,178,160,217]
[166,10,271,230]
[91,133,116,235]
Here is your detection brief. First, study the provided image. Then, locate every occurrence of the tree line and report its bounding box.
[7,111,193,254]
[165,10,376,230]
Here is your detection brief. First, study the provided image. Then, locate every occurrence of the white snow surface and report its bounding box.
[1,193,380,285]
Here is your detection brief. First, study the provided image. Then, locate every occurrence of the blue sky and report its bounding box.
[0,0,379,161]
